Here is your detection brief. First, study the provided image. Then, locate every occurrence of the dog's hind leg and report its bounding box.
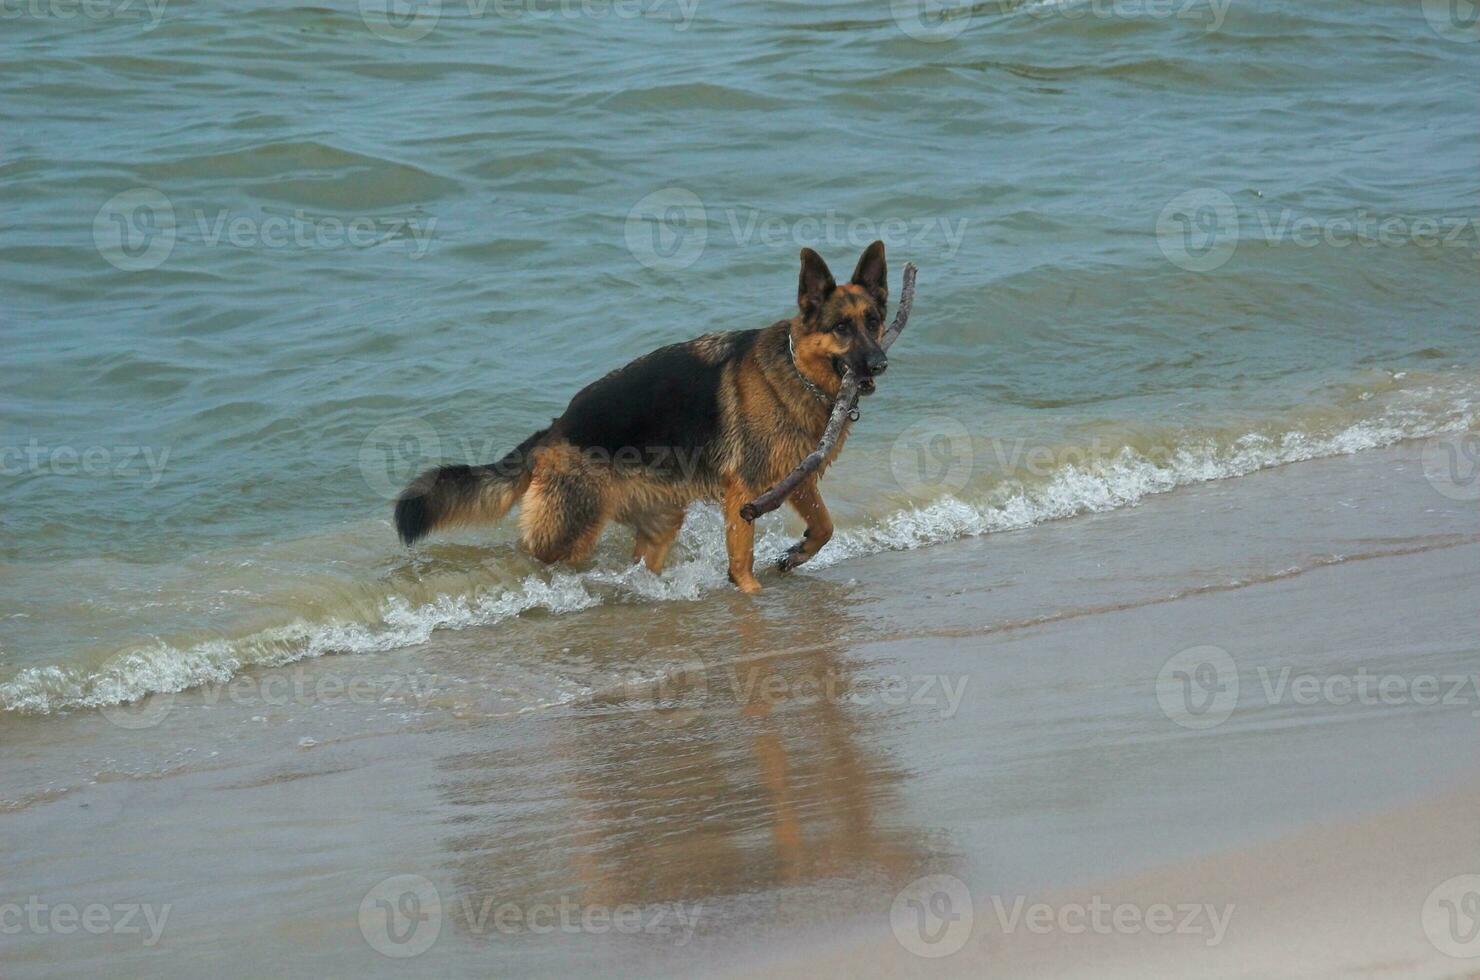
[518,449,609,564]
[631,506,685,574]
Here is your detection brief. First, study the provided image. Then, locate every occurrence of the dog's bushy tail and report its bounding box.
[394,429,546,545]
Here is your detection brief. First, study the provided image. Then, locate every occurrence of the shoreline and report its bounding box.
[4,370,1475,720]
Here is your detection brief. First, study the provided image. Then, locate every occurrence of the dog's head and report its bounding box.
[792,240,889,396]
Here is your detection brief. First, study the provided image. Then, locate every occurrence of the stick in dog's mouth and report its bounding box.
[740,262,917,522]
[833,356,877,395]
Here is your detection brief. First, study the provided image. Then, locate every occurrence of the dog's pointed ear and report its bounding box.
[797,248,836,321]
[850,240,888,306]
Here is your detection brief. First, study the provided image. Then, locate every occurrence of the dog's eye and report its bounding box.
[830,322,849,335]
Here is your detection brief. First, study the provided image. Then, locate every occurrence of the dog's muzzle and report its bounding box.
[858,351,887,394]
[836,353,886,395]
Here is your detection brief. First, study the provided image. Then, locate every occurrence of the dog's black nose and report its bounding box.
[865,354,889,377]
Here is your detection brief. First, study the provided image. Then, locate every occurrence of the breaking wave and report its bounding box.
[2,378,1474,716]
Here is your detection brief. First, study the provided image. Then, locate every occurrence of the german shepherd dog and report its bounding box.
[394,241,891,592]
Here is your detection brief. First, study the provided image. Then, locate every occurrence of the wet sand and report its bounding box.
[747,779,1480,979]
[2,440,1477,977]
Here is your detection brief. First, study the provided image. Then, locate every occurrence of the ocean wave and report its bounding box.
[829,399,1474,558]
[1,382,1474,716]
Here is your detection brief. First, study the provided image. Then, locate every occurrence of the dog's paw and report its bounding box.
[777,543,810,573]
[728,570,763,594]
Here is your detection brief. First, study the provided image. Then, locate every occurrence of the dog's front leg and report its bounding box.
[778,478,833,572]
[723,475,762,593]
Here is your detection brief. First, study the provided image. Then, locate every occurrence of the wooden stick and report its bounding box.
[740,262,917,523]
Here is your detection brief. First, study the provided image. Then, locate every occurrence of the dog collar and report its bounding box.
[787,331,835,407]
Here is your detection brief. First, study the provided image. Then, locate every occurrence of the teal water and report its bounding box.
[2,0,1477,712]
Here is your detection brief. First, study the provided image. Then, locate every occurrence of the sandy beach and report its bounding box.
[2,438,1476,977]
[745,780,1480,979]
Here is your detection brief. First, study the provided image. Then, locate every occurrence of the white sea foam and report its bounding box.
[2,388,1473,716]
[817,391,1474,563]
